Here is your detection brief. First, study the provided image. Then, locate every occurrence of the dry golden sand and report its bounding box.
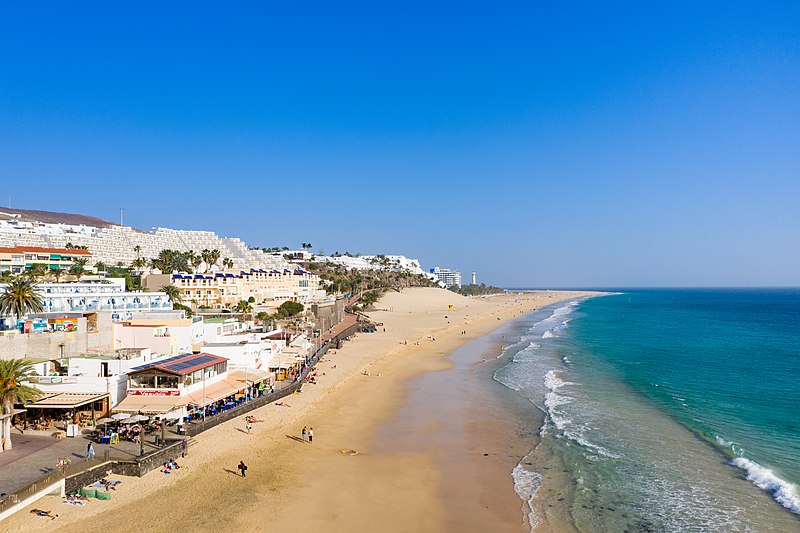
[5,288,596,533]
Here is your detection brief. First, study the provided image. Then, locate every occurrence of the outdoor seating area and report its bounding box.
[186,393,251,422]
[22,393,111,436]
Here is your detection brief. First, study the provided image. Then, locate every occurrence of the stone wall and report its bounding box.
[87,312,114,351]
[62,440,185,494]
[110,440,184,477]
[65,462,113,493]
[0,313,115,361]
[311,299,345,331]
[0,327,87,361]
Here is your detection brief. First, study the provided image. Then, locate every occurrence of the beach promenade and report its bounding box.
[4,288,594,533]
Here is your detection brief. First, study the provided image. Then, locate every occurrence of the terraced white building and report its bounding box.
[0,216,291,272]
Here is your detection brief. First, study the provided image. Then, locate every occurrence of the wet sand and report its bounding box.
[374,330,535,532]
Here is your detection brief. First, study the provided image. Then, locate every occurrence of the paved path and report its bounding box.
[0,429,158,497]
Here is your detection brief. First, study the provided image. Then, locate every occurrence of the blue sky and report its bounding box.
[1,2,799,287]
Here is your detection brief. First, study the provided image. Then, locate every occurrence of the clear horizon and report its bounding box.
[2,2,798,287]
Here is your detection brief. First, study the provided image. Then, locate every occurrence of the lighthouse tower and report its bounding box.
[471,272,477,285]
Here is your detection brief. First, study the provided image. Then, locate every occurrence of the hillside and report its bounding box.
[0,207,122,228]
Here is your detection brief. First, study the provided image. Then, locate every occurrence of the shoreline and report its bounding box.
[4,288,599,532]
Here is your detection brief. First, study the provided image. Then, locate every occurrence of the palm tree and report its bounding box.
[70,258,89,281]
[160,284,183,305]
[0,359,43,451]
[23,264,49,281]
[255,311,276,332]
[0,278,44,320]
[235,300,253,320]
[209,249,221,267]
[222,257,234,270]
[49,267,65,283]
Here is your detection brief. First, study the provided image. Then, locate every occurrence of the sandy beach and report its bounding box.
[5,287,596,533]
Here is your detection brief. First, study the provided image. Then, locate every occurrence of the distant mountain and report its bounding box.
[0,207,124,229]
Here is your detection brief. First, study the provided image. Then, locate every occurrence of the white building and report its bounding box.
[0,278,173,319]
[316,254,427,276]
[202,332,286,376]
[25,348,158,410]
[113,315,204,357]
[429,266,462,288]
[0,212,296,272]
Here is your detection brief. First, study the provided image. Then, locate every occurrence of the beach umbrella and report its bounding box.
[161,411,183,420]
[112,413,130,420]
[96,416,114,433]
[127,414,149,422]
[119,417,139,424]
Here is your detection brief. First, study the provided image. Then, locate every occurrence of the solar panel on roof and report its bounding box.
[130,353,194,372]
[163,355,217,373]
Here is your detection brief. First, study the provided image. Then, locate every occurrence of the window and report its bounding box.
[130,374,156,388]
[156,375,179,389]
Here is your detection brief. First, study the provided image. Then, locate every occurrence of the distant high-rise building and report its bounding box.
[429,266,461,288]
[472,272,476,285]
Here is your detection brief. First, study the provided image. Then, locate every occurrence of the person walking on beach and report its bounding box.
[308,428,313,444]
[86,443,95,461]
[301,426,307,442]
[238,460,248,478]
[181,439,187,458]
[245,422,252,434]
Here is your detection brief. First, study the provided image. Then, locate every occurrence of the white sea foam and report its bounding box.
[715,435,734,448]
[715,435,745,457]
[731,457,800,515]
[542,371,621,459]
[512,463,542,532]
[542,330,555,339]
[545,392,571,415]
[544,370,571,390]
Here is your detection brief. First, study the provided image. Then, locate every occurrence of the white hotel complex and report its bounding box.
[0,212,288,271]
[429,266,462,288]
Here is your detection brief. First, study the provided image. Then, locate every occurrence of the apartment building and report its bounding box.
[429,266,462,288]
[0,246,92,274]
[142,268,325,310]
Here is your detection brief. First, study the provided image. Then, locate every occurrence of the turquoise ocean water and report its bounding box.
[495,290,800,532]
